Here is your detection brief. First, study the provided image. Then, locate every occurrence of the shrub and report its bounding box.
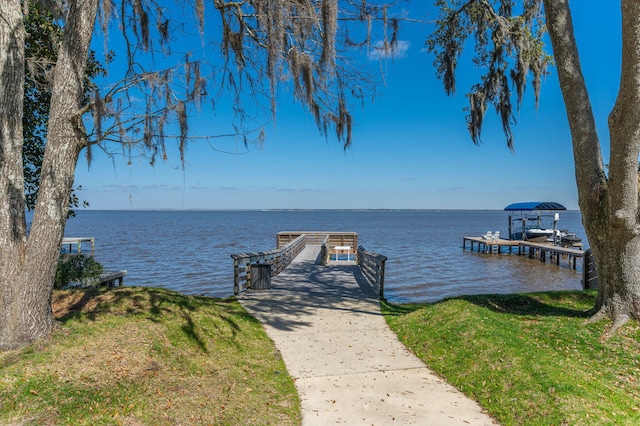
[54,254,103,289]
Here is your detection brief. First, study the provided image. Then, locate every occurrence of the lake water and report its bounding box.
[62,210,588,303]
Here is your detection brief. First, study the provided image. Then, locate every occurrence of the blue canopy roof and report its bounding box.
[504,202,566,211]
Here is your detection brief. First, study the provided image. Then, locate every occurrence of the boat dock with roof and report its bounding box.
[463,202,595,287]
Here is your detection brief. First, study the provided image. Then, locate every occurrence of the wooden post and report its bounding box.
[247,263,252,290]
[379,258,386,299]
[234,259,239,295]
[582,249,598,289]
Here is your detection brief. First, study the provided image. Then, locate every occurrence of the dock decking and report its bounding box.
[463,236,585,270]
[232,232,386,297]
[97,270,127,287]
[462,236,521,253]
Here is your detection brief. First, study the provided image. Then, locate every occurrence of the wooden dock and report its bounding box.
[97,270,127,287]
[237,244,491,425]
[60,237,128,288]
[61,237,95,253]
[232,232,387,298]
[462,236,521,254]
[463,236,585,270]
[233,231,588,301]
[517,241,584,270]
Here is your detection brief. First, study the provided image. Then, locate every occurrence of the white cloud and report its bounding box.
[437,187,465,192]
[141,184,181,191]
[97,184,139,192]
[99,183,183,191]
[367,40,411,61]
[278,187,317,193]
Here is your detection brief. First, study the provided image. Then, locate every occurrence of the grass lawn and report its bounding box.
[382,290,640,426]
[0,287,300,425]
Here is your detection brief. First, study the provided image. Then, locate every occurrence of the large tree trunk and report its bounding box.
[599,0,640,327]
[0,0,29,350]
[0,0,99,350]
[544,0,640,331]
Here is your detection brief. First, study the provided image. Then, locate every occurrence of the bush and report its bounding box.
[54,254,103,289]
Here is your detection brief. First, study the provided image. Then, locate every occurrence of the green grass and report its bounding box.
[6,287,640,425]
[382,290,640,425]
[0,287,300,425]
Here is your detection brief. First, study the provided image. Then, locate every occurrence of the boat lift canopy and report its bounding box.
[505,202,566,241]
[504,202,566,211]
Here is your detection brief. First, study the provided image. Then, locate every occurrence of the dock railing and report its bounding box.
[277,231,328,247]
[357,245,387,299]
[231,234,307,295]
[277,231,358,263]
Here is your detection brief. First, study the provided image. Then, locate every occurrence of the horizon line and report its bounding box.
[59,207,582,212]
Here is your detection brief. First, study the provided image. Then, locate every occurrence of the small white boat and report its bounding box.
[508,228,555,242]
[526,228,556,242]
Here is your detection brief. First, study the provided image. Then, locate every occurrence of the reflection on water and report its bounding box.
[63,210,587,303]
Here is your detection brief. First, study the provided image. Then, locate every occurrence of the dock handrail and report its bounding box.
[357,245,387,299]
[231,234,307,295]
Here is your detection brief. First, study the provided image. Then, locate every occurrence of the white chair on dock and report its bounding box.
[482,231,493,240]
[494,231,500,241]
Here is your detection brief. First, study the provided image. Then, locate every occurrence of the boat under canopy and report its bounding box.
[505,202,566,242]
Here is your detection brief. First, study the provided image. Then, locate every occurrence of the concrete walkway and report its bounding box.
[239,246,496,425]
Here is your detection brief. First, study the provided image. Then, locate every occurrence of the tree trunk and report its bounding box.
[544,0,640,331]
[599,0,640,326]
[0,0,29,350]
[0,0,99,350]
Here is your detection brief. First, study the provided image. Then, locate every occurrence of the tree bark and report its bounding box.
[0,0,28,350]
[599,0,640,327]
[544,0,640,330]
[0,0,99,350]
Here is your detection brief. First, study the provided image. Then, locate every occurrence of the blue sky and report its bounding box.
[73,3,621,210]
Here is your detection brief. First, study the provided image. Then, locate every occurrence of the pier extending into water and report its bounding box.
[61,237,95,253]
[463,236,584,268]
[231,231,387,298]
[234,234,493,425]
[462,235,597,289]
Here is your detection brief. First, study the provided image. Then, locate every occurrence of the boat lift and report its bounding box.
[504,202,566,242]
